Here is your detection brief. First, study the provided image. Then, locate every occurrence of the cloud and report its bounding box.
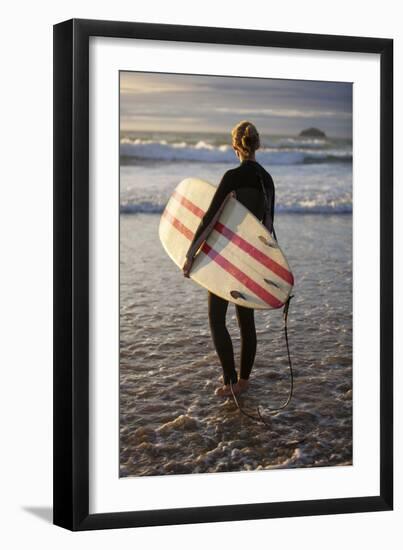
[120,83,194,95]
[119,71,352,137]
[120,72,210,95]
[215,107,352,119]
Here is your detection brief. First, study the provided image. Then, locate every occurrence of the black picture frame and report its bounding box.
[53,18,393,531]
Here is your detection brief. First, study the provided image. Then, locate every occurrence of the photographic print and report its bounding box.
[53,19,393,529]
[119,71,353,477]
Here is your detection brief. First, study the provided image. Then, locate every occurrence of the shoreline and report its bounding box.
[120,213,352,477]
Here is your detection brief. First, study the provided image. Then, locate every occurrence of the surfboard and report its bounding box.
[159,178,294,310]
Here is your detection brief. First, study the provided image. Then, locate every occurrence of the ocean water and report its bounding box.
[120,131,352,215]
[119,131,352,477]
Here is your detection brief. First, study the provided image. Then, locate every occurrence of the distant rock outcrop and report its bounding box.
[299,127,327,138]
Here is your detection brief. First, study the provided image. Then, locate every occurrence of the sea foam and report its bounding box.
[120,138,352,166]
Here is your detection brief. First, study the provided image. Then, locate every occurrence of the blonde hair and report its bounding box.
[231,120,260,158]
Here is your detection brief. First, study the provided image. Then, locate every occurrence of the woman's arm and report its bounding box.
[183,172,234,277]
[183,191,233,273]
[189,171,234,250]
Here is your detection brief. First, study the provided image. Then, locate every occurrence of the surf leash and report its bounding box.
[230,294,294,426]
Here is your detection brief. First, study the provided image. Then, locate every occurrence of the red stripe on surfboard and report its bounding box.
[162,208,283,308]
[172,189,294,286]
[162,209,194,241]
[172,189,205,218]
[201,243,283,308]
[214,222,294,285]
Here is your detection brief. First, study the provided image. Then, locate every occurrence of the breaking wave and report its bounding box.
[120,138,352,166]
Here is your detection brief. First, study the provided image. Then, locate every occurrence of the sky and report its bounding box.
[120,72,352,138]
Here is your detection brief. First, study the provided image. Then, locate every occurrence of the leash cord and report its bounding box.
[230,295,294,425]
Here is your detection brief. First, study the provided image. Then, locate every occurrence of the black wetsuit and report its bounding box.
[189,159,275,385]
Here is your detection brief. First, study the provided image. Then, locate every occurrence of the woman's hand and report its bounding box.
[182,256,194,278]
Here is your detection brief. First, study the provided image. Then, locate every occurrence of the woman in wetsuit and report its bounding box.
[182,121,275,397]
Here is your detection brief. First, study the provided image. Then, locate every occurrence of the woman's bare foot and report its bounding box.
[233,378,249,395]
[214,384,233,397]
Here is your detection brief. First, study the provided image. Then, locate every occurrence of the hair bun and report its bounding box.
[231,121,260,157]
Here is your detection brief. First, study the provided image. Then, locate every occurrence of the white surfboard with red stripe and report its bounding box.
[159,178,294,310]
